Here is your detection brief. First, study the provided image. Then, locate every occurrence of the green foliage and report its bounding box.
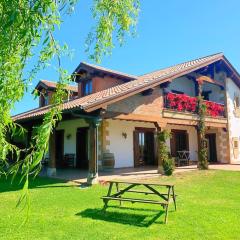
[157,130,175,176]
[197,90,208,170]
[0,0,140,216]
[162,157,175,176]
[86,0,139,63]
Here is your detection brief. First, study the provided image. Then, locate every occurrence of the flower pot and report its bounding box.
[102,152,115,172]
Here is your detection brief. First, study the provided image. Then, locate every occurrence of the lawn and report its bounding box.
[0,170,240,240]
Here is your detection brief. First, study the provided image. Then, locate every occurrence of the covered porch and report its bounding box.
[45,110,229,184]
[40,163,240,183]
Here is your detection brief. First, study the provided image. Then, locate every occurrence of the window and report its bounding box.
[233,93,240,117]
[44,94,49,105]
[82,80,92,96]
[234,140,238,148]
[234,95,240,108]
[232,137,239,159]
[170,130,189,157]
[40,93,49,107]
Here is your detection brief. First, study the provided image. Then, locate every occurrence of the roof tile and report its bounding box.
[13,53,227,121]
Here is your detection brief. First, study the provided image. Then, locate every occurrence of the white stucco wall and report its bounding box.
[106,119,156,168]
[106,119,198,168]
[226,77,240,163]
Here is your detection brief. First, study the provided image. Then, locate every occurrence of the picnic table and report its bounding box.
[101,180,177,224]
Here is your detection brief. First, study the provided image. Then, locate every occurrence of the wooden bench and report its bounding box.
[101,180,177,224]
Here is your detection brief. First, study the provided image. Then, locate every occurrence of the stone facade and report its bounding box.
[107,87,164,116]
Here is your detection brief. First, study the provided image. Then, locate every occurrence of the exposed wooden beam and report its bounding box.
[196,75,224,89]
[112,112,227,128]
[87,118,102,184]
[141,88,154,96]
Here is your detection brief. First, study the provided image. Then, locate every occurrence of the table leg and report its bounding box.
[115,182,122,206]
[103,182,113,210]
[164,187,171,224]
[172,186,177,211]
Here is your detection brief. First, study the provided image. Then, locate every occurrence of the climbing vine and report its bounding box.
[157,130,175,176]
[197,81,208,170]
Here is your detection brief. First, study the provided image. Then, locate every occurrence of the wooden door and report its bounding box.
[170,130,189,157]
[76,127,89,169]
[133,128,155,167]
[55,130,64,168]
[206,133,217,162]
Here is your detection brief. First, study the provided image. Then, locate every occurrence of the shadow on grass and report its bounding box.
[76,206,165,227]
[0,174,75,193]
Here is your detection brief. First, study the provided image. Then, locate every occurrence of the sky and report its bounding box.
[12,0,240,115]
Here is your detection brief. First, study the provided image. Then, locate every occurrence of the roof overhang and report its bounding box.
[73,62,137,82]
[13,53,240,122]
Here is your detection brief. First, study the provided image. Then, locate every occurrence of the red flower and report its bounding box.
[204,101,225,117]
[166,92,224,117]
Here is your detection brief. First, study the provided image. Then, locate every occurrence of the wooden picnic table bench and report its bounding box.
[101,180,177,224]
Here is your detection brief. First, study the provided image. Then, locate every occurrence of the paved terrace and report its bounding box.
[41,163,240,184]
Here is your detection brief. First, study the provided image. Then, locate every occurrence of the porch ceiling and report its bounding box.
[111,112,227,129]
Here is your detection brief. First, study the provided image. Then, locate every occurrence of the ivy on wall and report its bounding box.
[197,81,208,170]
[157,130,175,176]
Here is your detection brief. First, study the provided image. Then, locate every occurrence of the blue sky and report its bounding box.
[13,0,240,115]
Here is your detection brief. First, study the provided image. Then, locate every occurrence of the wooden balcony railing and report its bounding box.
[164,92,225,117]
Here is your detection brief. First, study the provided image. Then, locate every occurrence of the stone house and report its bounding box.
[13,53,240,183]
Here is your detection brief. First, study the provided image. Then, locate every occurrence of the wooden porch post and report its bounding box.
[47,129,57,176]
[196,79,202,165]
[87,118,101,185]
[155,121,165,174]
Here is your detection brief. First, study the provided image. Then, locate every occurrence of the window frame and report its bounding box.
[82,79,93,96]
[234,95,240,109]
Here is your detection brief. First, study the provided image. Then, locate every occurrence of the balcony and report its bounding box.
[164,92,225,118]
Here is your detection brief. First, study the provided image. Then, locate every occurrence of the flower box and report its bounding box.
[165,92,225,117]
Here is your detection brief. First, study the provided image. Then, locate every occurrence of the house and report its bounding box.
[13,53,240,183]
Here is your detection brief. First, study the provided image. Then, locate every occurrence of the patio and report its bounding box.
[41,163,240,183]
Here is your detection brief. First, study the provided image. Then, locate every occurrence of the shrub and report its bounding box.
[157,130,175,176]
[162,157,175,176]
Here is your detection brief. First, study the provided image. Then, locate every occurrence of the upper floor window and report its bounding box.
[40,93,49,107]
[82,80,92,96]
[234,95,240,108]
[44,94,49,105]
[233,93,240,118]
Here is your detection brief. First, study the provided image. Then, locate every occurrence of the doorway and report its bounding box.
[170,130,189,157]
[133,128,156,167]
[205,133,217,163]
[55,130,64,168]
[76,127,89,169]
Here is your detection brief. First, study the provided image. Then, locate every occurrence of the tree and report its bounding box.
[0,0,139,211]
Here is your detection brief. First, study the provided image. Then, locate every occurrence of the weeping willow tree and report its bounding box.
[0,0,139,214]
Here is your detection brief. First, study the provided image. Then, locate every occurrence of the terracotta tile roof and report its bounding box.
[14,53,233,122]
[138,53,223,81]
[36,80,78,92]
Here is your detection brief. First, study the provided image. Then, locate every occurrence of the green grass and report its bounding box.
[1,170,240,240]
